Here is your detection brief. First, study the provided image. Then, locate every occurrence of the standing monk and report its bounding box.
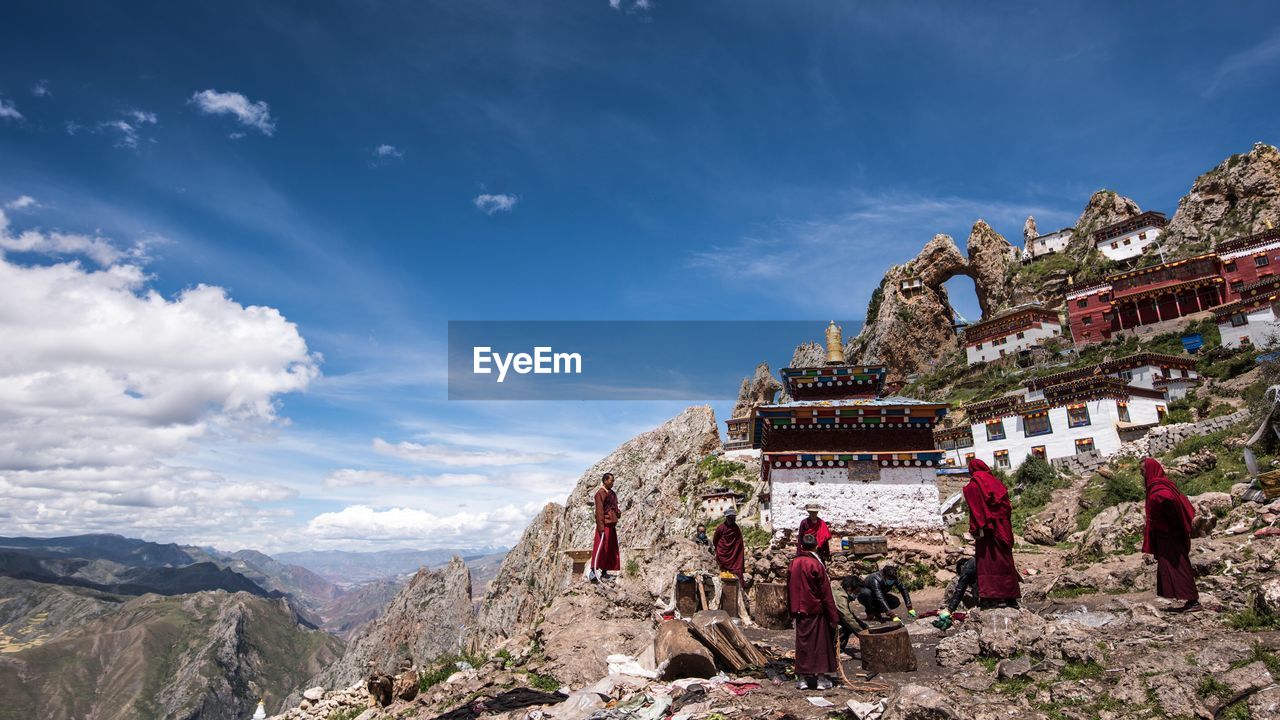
[787,533,839,691]
[712,508,746,583]
[963,459,1021,606]
[796,504,832,562]
[1141,458,1200,612]
[590,472,621,582]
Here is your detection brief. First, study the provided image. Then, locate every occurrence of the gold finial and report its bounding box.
[825,321,844,365]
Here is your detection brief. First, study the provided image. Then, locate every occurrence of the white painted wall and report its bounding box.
[1096,226,1162,261]
[944,396,1165,471]
[1025,229,1072,259]
[965,321,1063,365]
[770,465,942,531]
[1219,305,1280,349]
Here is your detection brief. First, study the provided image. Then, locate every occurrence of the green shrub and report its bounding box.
[326,710,363,720]
[1226,608,1280,631]
[1077,460,1143,530]
[525,672,560,691]
[741,524,772,547]
[1198,676,1231,698]
[901,561,937,591]
[1059,660,1104,681]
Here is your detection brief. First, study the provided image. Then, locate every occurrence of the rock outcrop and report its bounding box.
[729,362,782,418]
[1071,189,1142,248]
[471,406,721,644]
[303,558,472,691]
[1164,142,1280,254]
[1023,215,1038,245]
[848,223,1023,381]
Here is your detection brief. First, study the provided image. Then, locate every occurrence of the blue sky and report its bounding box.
[1,1,1278,551]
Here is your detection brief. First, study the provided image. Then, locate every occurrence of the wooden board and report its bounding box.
[690,610,768,670]
[675,578,700,616]
[654,620,717,680]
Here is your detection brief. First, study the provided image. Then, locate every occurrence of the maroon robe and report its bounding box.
[591,486,621,572]
[787,552,839,675]
[1141,458,1198,602]
[963,458,1021,600]
[712,522,745,580]
[796,516,832,560]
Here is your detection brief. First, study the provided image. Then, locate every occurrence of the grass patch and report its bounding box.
[418,652,486,692]
[523,671,560,692]
[624,558,640,578]
[901,561,937,592]
[977,656,999,672]
[1231,643,1280,675]
[1048,586,1094,599]
[697,455,753,497]
[1058,660,1104,681]
[1226,608,1280,631]
[326,710,364,720]
[1221,700,1253,720]
[1077,458,1143,531]
[741,524,771,547]
[1198,676,1232,698]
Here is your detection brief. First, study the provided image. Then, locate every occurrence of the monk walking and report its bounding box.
[796,504,832,562]
[963,458,1021,606]
[1141,458,1200,612]
[787,533,839,690]
[712,508,745,583]
[590,472,621,582]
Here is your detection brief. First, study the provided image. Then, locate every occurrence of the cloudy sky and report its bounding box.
[1,1,1278,552]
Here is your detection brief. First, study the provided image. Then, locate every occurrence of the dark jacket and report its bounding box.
[863,570,911,611]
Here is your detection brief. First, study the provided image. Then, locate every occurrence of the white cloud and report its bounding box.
[0,217,319,539]
[0,208,138,266]
[128,109,158,125]
[190,89,276,136]
[372,437,563,467]
[31,80,51,97]
[0,97,21,120]
[323,469,489,488]
[4,196,38,211]
[1205,28,1280,97]
[101,119,142,149]
[609,0,652,13]
[374,144,403,159]
[305,502,547,547]
[473,193,518,215]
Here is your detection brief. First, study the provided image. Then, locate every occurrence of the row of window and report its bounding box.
[965,437,1097,469]
[1106,232,1146,250]
[984,405,1100,440]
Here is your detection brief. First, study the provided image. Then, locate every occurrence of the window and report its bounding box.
[1257,255,1270,267]
[1067,404,1091,428]
[1120,369,1134,381]
[1075,438,1095,454]
[956,433,974,449]
[1016,331,1025,340]
[1232,280,1245,293]
[1225,261,1237,272]
[994,450,1010,469]
[1117,402,1130,422]
[1110,242,1119,249]
[1156,405,1167,422]
[1099,293,1110,302]
[1083,316,1093,326]
[1138,232,1147,241]
[1242,336,1253,346]
[1031,446,1046,460]
[986,420,1006,441]
[975,342,983,349]
[964,452,975,463]
[1232,313,1249,327]
[1023,413,1052,437]
[1123,238,1132,245]
[1077,298,1088,308]
[999,349,1006,357]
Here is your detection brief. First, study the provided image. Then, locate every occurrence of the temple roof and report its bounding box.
[762,397,947,408]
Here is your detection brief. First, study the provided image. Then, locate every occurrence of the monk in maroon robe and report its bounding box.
[796,505,833,561]
[963,458,1021,604]
[1141,458,1200,612]
[590,472,621,581]
[712,508,745,582]
[787,533,839,690]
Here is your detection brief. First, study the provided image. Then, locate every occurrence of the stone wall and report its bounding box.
[770,465,944,532]
[1145,409,1251,456]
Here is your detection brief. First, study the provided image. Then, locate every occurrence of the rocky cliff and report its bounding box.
[1164,142,1280,255]
[729,362,782,418]
[847,221,1022,381]
[0,589,341,720]
[1070,189,1142,250]
[301,558,472,691]
[471,406,721,644]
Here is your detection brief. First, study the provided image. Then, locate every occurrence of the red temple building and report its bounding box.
[1066,255,1225,345]
[1216,228,1280,301]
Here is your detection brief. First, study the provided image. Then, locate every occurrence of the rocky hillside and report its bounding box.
[1165,142,1280,255]
[0,589,341,720]
[298,558,473,692]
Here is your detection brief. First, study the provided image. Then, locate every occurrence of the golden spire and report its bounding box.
[825,321,844,365]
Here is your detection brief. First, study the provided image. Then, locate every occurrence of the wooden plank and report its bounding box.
[654,620,717,680]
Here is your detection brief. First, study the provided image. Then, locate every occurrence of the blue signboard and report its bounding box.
[1181,333,1203,353]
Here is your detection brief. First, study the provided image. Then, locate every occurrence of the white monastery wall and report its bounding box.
[770,465,942,531]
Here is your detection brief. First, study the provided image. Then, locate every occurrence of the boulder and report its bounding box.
[1164,142,1280,254]
[730,362,782,419]
[996,656,1032,680]
[302,687,324,702]
[886,684,960,720]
